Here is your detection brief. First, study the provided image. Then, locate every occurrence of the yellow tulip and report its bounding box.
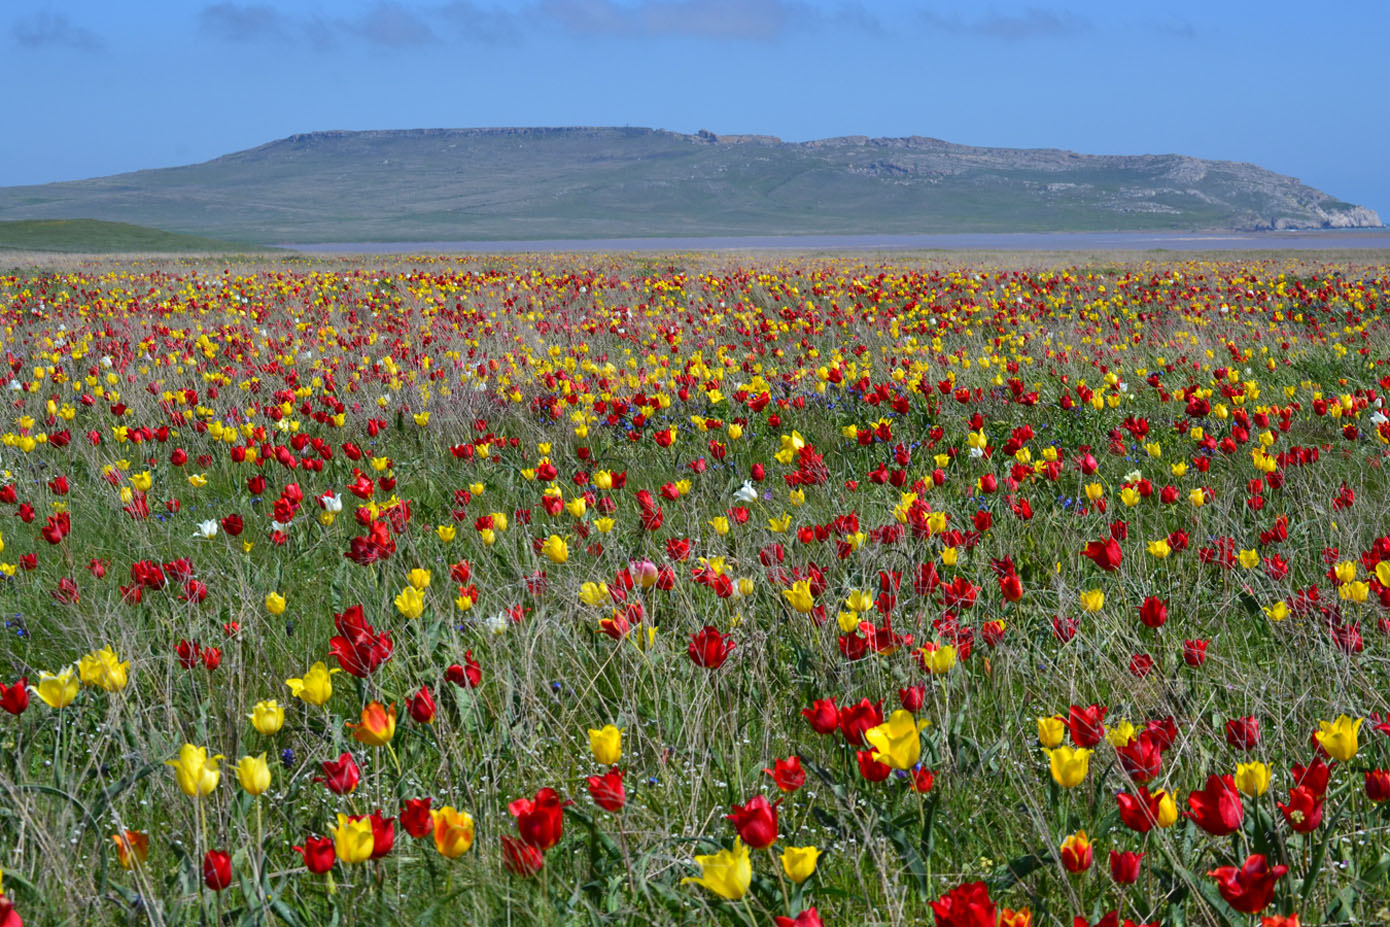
[166,744,222,798]
[542,535,569,564]
[1315,715,1363,763]
[265,591,286,615]
[1104,720,1136,748]
[1234,761,1270,797]
[1046,745,1092,788]
[1152,789,1179,827]
[333,813,376,864]
[781,844,821,883]
[32,668,79,708]
[1079,589,1105,613]
[588,724,622,765]
[78,646,130,692]
[436,524,456,542]
[918,643,956,675]
[782,580,814,614]
[594,517,615,534]
[768,514,791,533]
[408,568,431,590]
[250,699,285,735]
[286,661,339,706]
[1238,549,1260,569]
[394,585,425,619]
[1037,716,1066,749]
[1146,539,1170,559]
[1340,581,1370,603]
[432,806,475,858]
[845,590,874,613]
[236,754,271,796]
[130,471,153,492]
[682,838,751,900]
[864,709,929,770]
[187,473,208,488]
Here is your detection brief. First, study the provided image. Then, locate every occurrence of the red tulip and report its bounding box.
[838,697,883,746]
[1185,774,1244,835]
[856,750,891,782]
[1207,854,1287,914]
[930,881,996,927]
[586,767,626,811]
[1109,849,1143,884]
[406,685,436,724]
[1365,769,1390,803]
[1277,785,1324,833]
[688,626,735,668]
[1068,704,1107,747]
[501,834,544,877]
[315,752,361,795]
[1225,717,1261,750]
[368,810,395,858]
[1182,638,1209,666]
[763,756,805,793]
[1083,538,1123,572]
[400,798,433,838]
[727,795,779,849]
[1137,596,1167,628]
[0,677,28,715]
[1116,731,1163,784]
[294,835,336,873]
[508,787,572,850]
[203,850,232,891]
[801,698,839,734]
[774,909,824,927]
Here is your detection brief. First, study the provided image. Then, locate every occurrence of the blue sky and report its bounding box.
[3,0,1387,217]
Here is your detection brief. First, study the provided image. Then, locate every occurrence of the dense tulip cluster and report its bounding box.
[0,255,1386,926]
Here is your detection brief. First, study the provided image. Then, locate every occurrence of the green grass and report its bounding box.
[0,219,265,253]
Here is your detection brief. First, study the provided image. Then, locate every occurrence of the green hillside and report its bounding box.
[0,128,1379,244]
[0,218,263,253]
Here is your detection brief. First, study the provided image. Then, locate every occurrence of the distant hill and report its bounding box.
[0,218,263,253]
[0,128,1379,244]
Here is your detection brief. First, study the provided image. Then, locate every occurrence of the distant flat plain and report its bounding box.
[286,229,1390,254]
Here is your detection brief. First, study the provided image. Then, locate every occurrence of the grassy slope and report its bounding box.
[0,218,264,253]
[0,129,1347,244]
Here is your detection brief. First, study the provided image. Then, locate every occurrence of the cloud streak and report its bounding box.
[11,12,104,51]
[198,0,874,47]
[923,6,1089,40]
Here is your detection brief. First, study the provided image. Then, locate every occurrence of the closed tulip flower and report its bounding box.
[541,535,568,564]
[315,752,361,795]
[348,701,396,747]
[332,814,375,864]
[781,844,821,883]
[394,585,424,619]
[682,838,751,900]
[285,661,339,706]
[1059,830,1092,873]
[588,724,622,765]
[1046,745,1092,788]
[1037,715,1067,748]
[166,744,222,798]
[294,835,336,874]
[1234,761,1271,797]
[432,806,475,858]
[265,591,286,615]
[236,753,271,796]
[250,699,285,735]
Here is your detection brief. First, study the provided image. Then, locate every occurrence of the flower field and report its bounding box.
[1,254,1389,927]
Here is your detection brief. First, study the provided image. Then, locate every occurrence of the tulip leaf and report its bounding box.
[989,851,1043,889]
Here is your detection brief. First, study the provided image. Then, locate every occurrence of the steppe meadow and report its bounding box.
[0,252,1387,927]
